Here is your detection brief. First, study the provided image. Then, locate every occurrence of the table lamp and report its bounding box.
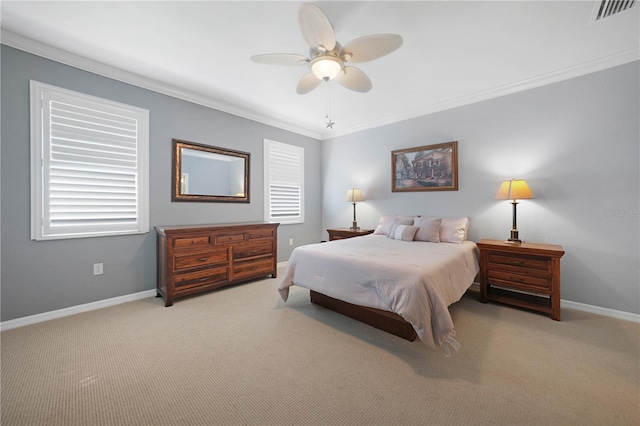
[496,179,533,243]
[346,188,365,231]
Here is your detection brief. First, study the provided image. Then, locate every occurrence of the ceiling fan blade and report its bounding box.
[296,73,322,95]
[342,34,403,63]
[336,67,372,93]
[299,3,336,52]
[251,53,309,65]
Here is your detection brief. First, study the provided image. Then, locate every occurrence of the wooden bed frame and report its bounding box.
[309,290,417,341]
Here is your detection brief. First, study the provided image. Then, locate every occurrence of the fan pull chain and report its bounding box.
[325,83,335,129]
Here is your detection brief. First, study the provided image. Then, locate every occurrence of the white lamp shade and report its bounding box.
[346,188,365,203]
[496,179,533,200]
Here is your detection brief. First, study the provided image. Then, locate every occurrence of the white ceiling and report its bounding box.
[1,1,638,140]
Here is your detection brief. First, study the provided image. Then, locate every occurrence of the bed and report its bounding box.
[278,224,480,351]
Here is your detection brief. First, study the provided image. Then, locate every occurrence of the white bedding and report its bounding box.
[278,235,480,349]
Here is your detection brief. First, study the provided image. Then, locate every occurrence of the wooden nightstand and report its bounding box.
[478,239,565,320]
[327,228,374,241]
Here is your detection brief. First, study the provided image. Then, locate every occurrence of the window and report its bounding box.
[30,81,149,240]
[264,139,304,224]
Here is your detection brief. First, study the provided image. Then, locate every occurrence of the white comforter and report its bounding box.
[278,235,480,348]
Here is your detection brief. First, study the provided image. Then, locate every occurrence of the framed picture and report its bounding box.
[392,141,458,192]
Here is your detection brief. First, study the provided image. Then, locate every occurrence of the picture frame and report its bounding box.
[391,141,458,192]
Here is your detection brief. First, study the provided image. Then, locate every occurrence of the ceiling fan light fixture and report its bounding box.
[252,3,402,95]
[310,55,343,81]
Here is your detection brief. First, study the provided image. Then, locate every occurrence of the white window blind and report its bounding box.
[264,139,304,224]
[30,81,149,240]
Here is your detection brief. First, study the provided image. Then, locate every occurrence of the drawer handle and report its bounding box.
[249,250,258,254]
[510,276,525,282]
[509,260,524,266]
[198,257,208,261]
[198,277,208,282]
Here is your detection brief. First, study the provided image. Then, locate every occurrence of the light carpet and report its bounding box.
[1,270,639,425]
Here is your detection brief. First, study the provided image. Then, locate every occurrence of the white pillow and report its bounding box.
[373,215,414,235]
[387,224,419,241]
[440,217,469,243]
[413,217,442,242]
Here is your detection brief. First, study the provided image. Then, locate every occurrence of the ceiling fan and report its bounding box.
[251,3,403,95]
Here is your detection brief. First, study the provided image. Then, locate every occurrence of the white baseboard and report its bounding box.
[562,299,640,323]
[2,265,290,331]
[469,282,639,323]
[1,285,638,332]
[0,289,157,331]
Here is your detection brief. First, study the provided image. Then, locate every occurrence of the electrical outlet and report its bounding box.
[289,238,294,246]
[93,263,103,275]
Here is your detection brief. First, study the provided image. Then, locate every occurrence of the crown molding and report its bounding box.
[3,30,637,142]
[1,30,323,140]
[322,48,640,139]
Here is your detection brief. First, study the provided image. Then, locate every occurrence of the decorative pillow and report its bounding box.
[373,216,393,235]
[373,215,414,235]
[387,224,419,241]
[440,217,469,243]
[413,216,442,242]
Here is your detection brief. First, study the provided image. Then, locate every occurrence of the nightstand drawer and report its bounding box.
[327,228,373,241]
[488,253,549,271]
[488,270,551,291]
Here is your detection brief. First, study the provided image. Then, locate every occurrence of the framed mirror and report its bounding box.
[172,138,250,203]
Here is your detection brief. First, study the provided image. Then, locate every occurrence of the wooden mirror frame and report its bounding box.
[172,138,250,203]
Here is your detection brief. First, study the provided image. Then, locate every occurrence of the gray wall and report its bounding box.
[1,46,322,321]
[322,61,639,315]
[2,44,638,322]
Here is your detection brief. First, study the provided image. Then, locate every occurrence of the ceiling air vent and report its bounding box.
[595,0,636,20]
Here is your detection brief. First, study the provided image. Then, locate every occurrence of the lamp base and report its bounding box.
[350,221,360,231]
[508,230,521,243]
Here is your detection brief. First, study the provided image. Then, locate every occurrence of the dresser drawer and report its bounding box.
[174,266,229,290]
[172,235,212,249]
[248,228,275,240]
[488,270,551,291]
[173,248,229,271]
[487,253,549,271]
[215,232,246,244]
[233,257,274,279]
[233,240,273,260]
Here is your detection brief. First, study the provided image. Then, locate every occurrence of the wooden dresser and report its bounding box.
[327,228,374,241]
[478,239,564,320]
[155,222,279,306]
